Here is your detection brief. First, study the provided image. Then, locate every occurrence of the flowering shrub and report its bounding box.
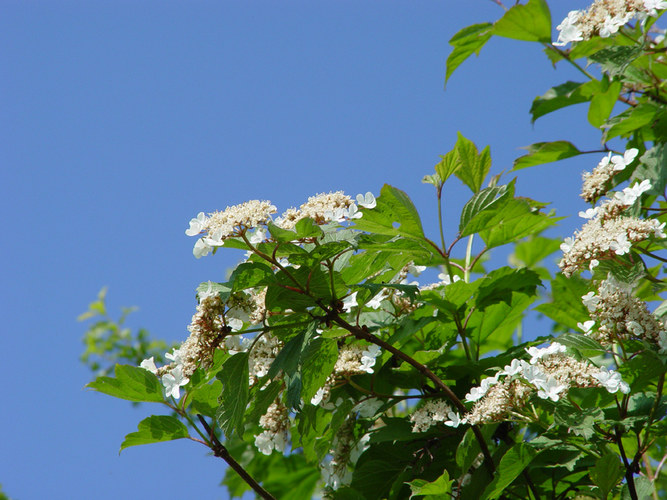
[81,1,667,498]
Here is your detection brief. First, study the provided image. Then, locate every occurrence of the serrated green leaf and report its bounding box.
[603,103,660,141]
[230,262,275,291]
[445,23,493,85]
[556,333,606,357]
[301,337,338,402]
[478,199,559,249]
[120,415,189,452]
[454,132,491,193]
[634,145,667,196]
[249,379,283,424]
[353,184,425,240]
[554,402,604,440]
[408,471,452,498]
[459,181,514,236]
[492,0,551,43]
[589,45,643,77]
[188,379,223,418]
[590,453,623,498]
[216,352,249,438]
[530,81,593,123]
[511,236,561,268]
[535,274,590,331]
[482,442,539,499]
[588,80,622,128]
[434,149,462,183]
[86,364,164,403]
[513,141,582,170]
[475,267,541,310]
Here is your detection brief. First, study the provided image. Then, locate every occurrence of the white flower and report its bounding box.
[360,345,381,373]
[579,208,599,219]
[437,273,462,285]
[594,367,630,394]
[577,320,596,333]
[644,0,667,16]
[311,387,327,406]
[346,203,363,220]
[611,149,638,171]
[610,234,632,255]
[560,237,575,254]
[500,359,524,377]
[616,180,652,205]
[185,212,207,236]
[407,263,427,276]
[465,375,498,402]
[356,192,377,209]
[589,259,600,271]
[342,292,358,312]
[521,363,547,386]
[140,357,158,374]
[162,365,190,399]
[165,348,184,365]
[193,238,212,259]
[554,10,584,46]
[366,291,387,309]
[582,292,600,312]
[444,411,466,428]
[254,431,274,455]
[248,227,267,245]
[536,377,568,402]
[198,280,217,301]
[526,342,566,364]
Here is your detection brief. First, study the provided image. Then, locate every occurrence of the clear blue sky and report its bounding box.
[2,1,601,498]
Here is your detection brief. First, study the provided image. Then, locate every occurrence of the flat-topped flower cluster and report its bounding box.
[555,0,667,46]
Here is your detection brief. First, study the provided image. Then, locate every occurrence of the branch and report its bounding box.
[197,415,277,500]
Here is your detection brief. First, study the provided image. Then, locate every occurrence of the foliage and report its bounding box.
[82,1,667,499]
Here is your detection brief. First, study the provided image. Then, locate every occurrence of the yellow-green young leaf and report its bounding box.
[353,184,425,240]
[86,364,164,403]
[120,415,189,452]
[408,471,452,498]
[453,132,491,193]
[513,141,582,170]
[492,0,551,43]
[588,80,622,128]
[434,149,462,183]
[445,23,493,85]
[216,352,249,438]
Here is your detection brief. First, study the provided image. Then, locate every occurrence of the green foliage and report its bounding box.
[82,3,667,499]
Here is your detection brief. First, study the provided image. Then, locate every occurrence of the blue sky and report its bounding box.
[2,1,601,498]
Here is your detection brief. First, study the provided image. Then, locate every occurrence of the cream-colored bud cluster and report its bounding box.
[311,344,382,407]
[581,150,637,203]
[410,399,463,432]
[321,417,370,493]
[254,400,290,455]
[275,191,354,229]
[583,278,665,346]
[248,334,283,385]
[206,200,277,239]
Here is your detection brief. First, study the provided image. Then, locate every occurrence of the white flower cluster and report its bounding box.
[321,417,370,492]
[555,0,667,46]
[186,200,277,258]
[581,149,638,203]
[560,179,664,277]
[579,277,666,346]
[410,399,466,432]
[248,333,283,385]
[275,191,375,230]
[310,344,382,407]
[254,400,290,456]
[465,342,630,425]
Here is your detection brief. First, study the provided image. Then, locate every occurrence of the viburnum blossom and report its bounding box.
[580,149,638,203]
[410,399,466,432]
[555,0,666,46]
[465,342,630,425]
[274,191,360,230]
[254,400,290,455]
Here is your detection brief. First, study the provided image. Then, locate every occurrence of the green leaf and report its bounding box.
[492,0,551,43]
[477,199,559,249]
[268,331,307,379]
[120,415,189,452]
[475,267,541,310]
[445,23,493,85]
[408,471,452,498]
[588,80,622,128]
[216,352,249,438]
[554,402,604,440]
[454,132,491,193]
[482,443,539,499]
[590,453,624,498]
[511,236,561,268]
[249,379,283,424]
[589,46,643,77]
[353,184,425,240]
[86,364,164,403]
[195,280,232,302]
[230,262,275,291]
[530,81,592,123]
[300,337,339,403]
[188,379,223,418]
[634,145,667,196]
[513,141,582,170]
[535,274,590,331]
[556,333,606,357]
[603,103,660,141]
[434,149,462,183]
[459,181,514,236]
